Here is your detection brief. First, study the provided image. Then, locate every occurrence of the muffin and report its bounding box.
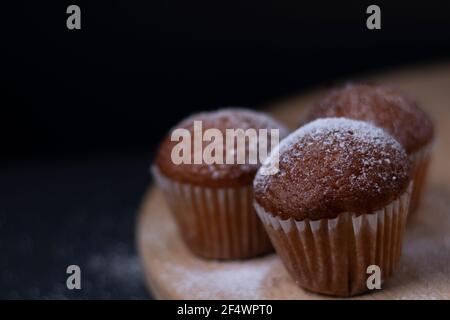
[303,84,433,213]
[254,118,412,296]
[153,108,289,259]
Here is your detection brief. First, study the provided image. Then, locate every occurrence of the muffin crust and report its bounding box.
[155,108,288,188]
[254,118,410,220]
[304,84,434,154]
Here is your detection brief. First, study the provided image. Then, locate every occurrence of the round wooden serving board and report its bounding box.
[138,62,450,299]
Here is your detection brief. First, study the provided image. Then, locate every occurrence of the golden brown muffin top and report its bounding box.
[254,118,410,220]
[154,108,289,188]
[304,84,434,154]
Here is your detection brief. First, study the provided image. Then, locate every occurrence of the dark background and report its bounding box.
[1,1,450,298]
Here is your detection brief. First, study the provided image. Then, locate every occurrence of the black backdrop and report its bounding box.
[1,1,450,299]
[3,1,450,160]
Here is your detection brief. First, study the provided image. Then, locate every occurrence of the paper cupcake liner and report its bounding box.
[153,167,273,259]
[254,184,412,297]
[408,143,433,214]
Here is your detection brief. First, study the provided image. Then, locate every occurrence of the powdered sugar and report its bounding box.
[273,117,403,162]
[180,108,289,135]
[258,118,405,186]
[159,256,278,299]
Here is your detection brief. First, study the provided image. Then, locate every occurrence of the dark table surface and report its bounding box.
[0,151,154,299]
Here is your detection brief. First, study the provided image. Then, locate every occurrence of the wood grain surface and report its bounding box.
[137,62,450,299]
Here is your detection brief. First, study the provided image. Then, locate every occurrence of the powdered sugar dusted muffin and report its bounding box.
[254,118,412,296]
[303,84,434,213]
[154,108,289,259]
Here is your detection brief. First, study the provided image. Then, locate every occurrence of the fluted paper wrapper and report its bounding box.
[153,167,273,259]
[255,185,411,297]
[409,143,433,214]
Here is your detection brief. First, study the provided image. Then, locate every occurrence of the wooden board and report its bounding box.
[137,62,450,299]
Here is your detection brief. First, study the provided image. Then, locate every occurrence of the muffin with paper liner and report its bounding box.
[153,108,289,260]
[254,117,412,296]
